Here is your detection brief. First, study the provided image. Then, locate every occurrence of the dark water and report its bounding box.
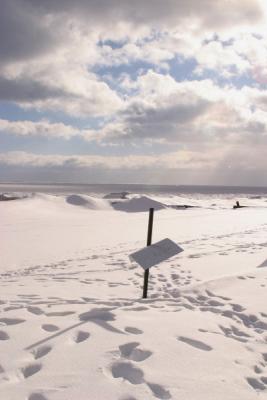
[1,183,267,197]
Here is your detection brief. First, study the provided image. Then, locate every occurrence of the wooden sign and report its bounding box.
[130,238,184,270]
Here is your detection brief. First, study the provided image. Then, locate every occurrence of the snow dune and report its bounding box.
[103,191,129,199]
[111,195,166,212]
[66,194,112,210]
[65,193,166,212]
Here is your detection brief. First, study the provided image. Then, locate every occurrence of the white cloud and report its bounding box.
[2,71,267,149]
[1,0,267,185]
[193,40,250,77]
[1,145,267,186]
[90,71,267,146]
[0,149,223,170]
[0,62,123,117]
[0,0,265,118]
[0,119,79,139]
[22,0,263,33]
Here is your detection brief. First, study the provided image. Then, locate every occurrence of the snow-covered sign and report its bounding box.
[130,238,184,270]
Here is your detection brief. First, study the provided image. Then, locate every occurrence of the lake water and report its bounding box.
[1,183,267,198]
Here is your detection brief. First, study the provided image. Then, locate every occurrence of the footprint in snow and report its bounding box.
[119,397,137,400]
[45,311,75,317]
[110,361,144,384]
[28,393,48,400]
[124,306,149,312]
[41,324,59,332]
[246,377,266,391]
[4,305,24,312]
[119,342,152,362]
[72,330,90,343]
[32,345,52,360]
[231,303,245,312]
[21,362,42,379]
[0,317,25,325]
[124,326,143,335]
[27,306,44,315]
[109,360,171,398]
[147,382,171,399]
[218,324,251,343]
[0,330,9,340]
[177,336,213,351]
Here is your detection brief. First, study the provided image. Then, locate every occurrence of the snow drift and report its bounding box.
[66,194,111,210]
[0,192,31,201]
[103,191,129,199]
[1,189,267,399]
[111,195,166,212]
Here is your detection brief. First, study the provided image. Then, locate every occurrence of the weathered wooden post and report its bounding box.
[143,208,154,298]
[129,211,184,299]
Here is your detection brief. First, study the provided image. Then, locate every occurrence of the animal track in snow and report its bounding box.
[219,325,251,343]
[177,336,213,351]
[172,288,267,344]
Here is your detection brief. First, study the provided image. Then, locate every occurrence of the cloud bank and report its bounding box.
[0,0,267,185]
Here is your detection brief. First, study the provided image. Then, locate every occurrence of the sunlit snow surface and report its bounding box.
[1,190,267,399]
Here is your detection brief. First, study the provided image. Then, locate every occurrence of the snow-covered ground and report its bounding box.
[1,192,267,400]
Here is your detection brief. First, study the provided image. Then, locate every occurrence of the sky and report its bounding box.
[1,0,267,185]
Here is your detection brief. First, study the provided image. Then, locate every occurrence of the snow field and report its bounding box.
[1,193,267,399]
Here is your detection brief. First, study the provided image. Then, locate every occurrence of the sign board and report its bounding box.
[130,238,184,270]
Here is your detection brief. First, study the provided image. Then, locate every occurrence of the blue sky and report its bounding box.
[0,0,267,185]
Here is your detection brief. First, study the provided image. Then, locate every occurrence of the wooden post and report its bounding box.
[143,208,154,298]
